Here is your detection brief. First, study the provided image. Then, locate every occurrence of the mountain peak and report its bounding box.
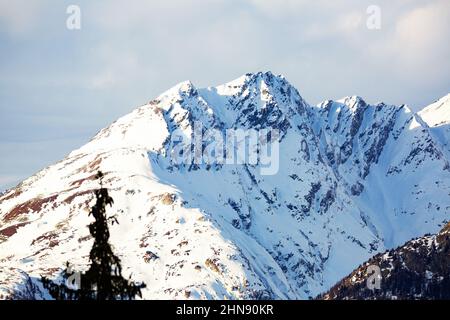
[336,95,367,111]
[222,71,288,91]
[158,80,197,99]
[244,70,283,80]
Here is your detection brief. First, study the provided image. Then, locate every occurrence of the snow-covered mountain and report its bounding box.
[0,72,449,300]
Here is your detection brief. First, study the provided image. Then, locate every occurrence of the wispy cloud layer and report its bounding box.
[0,0,449,190]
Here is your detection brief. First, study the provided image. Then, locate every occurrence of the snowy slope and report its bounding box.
[0,72,449,300]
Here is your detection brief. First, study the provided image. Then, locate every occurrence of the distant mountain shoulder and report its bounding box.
[318,222,450,300]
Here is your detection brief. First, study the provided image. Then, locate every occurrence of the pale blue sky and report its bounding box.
[0,0,449,191]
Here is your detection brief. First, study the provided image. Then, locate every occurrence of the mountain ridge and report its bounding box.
[0,72,449,299]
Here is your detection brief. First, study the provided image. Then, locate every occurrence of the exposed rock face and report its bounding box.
[0,72,449,299]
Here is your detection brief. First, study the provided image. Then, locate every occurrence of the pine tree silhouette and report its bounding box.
[42,171,145,300]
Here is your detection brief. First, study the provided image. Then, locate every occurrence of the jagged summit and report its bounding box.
[336,95,367,107]
[0,73,449,300]
[159,71,289,100]
[329,95,410,114]
[159,80,197,98]
[232,71,285,86]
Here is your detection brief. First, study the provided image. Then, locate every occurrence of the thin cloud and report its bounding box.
[0,0,52,35]
[0,0,449,188]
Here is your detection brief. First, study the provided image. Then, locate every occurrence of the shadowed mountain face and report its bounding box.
[0,72,449,299]
[318,222,450,300]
